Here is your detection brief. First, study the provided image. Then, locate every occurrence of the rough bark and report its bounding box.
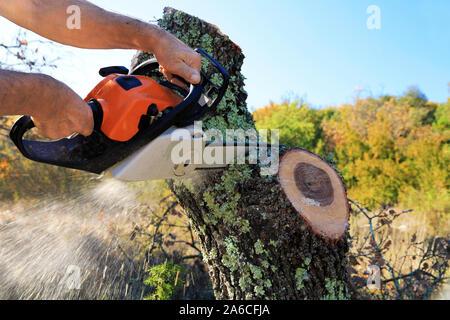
[132,7,351,300]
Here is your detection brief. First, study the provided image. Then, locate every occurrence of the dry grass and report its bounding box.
[0,177,447,300]
[0,179,212,300]
[349,204,449,300]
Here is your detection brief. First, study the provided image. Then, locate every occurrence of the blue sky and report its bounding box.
[1,0,449,110]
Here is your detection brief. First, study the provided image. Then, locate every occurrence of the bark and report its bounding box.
[132,7,351,300]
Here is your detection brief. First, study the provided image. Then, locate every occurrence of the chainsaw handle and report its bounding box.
[9,115,36,158]
[131,48,229,117]
[174,48,229,125]
[9,100,104,166]
[9,115,88,167]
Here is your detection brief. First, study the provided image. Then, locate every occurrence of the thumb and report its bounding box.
[74,104,94,137]
[189,70,201,84]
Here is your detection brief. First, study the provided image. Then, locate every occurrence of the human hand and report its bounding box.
[31,79,94,140]
[152,29,202,87]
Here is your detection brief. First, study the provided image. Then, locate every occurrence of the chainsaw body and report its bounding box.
[9,49,230,178]
[85,73,183,142]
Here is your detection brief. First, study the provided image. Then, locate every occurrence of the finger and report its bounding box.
[160,67,174,82]
[185,51,202,72]
[43,123,74,140]
[37,128,64,140]
[169,61,201,85]
[76,124,93,137]
[32,119,55,139]
[161,68,188,88]
[74,108,94,137]
[171,77,189,88]
[159,65,166,76]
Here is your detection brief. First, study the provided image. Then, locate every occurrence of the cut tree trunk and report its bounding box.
[132,7,351,300]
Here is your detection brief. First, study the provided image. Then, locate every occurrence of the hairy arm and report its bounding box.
[0,69,93,139]
[0,0,202,139]
[0,0,201,84]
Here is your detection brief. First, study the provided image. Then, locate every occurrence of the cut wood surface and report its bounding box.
[278,149,349,239]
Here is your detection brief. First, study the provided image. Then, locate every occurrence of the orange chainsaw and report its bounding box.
[9,49,238,180]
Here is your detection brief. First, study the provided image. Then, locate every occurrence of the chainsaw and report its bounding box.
[9,49,269,181]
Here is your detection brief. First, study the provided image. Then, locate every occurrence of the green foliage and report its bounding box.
[143,262,186,300]
[253,88,449,217]
[253,100,330,154]
[433,98,450,132]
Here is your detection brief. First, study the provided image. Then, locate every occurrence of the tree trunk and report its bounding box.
[132,7,351,300]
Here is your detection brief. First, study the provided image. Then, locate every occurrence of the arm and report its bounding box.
[0,0,201,85]
[0,69,93,139]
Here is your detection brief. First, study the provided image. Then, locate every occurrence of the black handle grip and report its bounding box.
[9,100,106,170]
[99,66,129,77]
[9,115,36,159]
[173,49,229,126]
[130,48,229,116]
[196,48,229,111]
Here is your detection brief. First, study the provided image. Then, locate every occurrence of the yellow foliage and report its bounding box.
[253,89,449,217]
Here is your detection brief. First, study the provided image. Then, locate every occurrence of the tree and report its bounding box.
[132,8,350,300]
[0,31,59,71]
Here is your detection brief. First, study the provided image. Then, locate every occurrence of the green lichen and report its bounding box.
[219,165,252,191]
[269,240,279,247]
[204,248,218,263]
[180,178,196,195]
[204,115,229,134]
[198,224,206,235]
[202,165,252,233]
[221,237,240,272]
[210,73,224,87]
[249,264,263,280]
[203,190,249,232]
[238,261,274,297]
[239,266,252,291]
[254,286,265,297]
[295,268,309,290]
[322,278,350,300]
[254,240,268,256]
[226,113,254,131]
[304,257,312,267]
[264,279,272,288]
[199,34,214,53]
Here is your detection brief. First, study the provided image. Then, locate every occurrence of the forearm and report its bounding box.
[0,69,56,117]
[0,69,93,138]
[0,0,162,52]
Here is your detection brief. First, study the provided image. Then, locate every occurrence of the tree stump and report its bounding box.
[132,7,351,300]
[279,149,349,240]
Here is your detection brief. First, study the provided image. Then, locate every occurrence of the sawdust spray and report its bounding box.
[0,179,149,300]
